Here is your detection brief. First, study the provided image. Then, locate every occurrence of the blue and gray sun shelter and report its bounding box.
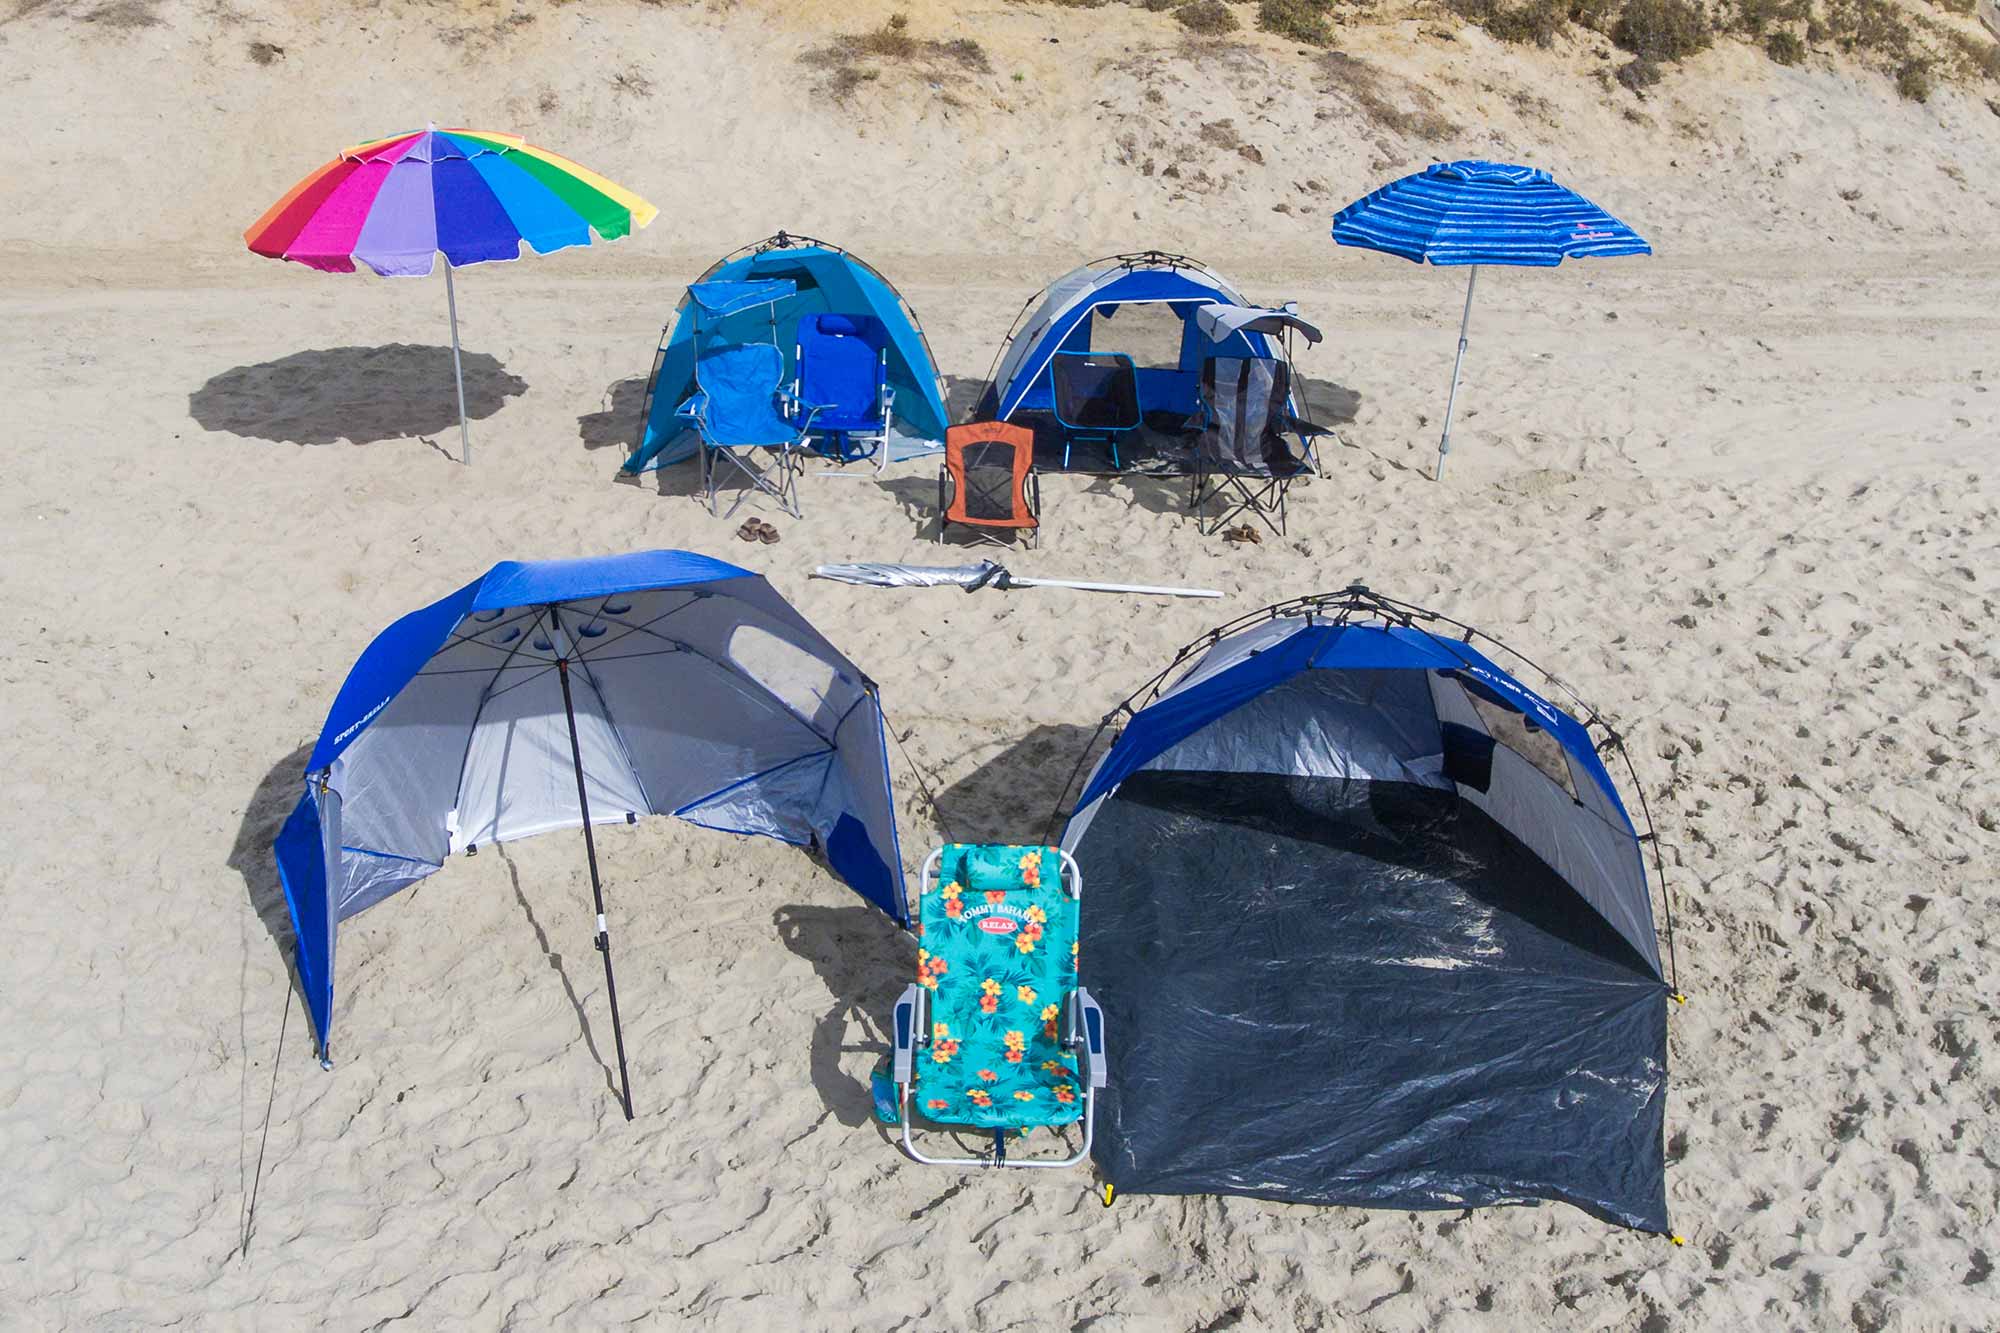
[623,233,950,472]
[1059,587,1681,1233]
[976,251,1317,469]
[273,551,906,1118]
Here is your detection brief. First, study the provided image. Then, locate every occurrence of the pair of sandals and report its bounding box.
[735,518,781,544]
[1221,524,1263,545]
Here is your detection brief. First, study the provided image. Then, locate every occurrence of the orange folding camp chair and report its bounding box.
[938,422,1042,549]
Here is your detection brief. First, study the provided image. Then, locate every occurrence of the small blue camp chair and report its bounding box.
[796,313,894,472]
[680,343,820,518]
[1050,351,1141,471]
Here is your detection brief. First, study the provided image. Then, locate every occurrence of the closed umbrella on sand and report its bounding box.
[245,126,657,463]
[1332,160,1649,480]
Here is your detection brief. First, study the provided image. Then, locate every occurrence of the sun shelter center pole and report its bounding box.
[445,261,472,466]
[556,652,636,1121]
[1436,264,1478,482]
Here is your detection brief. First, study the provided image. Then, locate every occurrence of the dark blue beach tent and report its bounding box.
[624,233,949,472]
[274,551,905,1115]
[980,251,1289,421]
[1059,587,1677,1233]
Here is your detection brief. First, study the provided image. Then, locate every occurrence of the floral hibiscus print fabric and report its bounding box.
[910,845,1083,1129]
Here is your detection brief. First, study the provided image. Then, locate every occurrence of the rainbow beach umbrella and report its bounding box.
[245,126,658,463]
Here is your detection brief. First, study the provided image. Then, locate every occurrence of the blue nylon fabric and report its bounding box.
[275,549,906,1058]
[274,790,336,1049]
[1331,160,1650,268]
[628,244,948,469]
[305,550,755,772]
[694,344,800,446]
[797,313,888,432]
[443,132,592,257]
[429,143,524,266]
[1077,622,1630,828]
[995,269,1275,420]
[688,279,797,316]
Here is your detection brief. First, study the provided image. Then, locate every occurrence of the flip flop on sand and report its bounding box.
[756,520,781,544]
[735,520,761,542]
[1222,525,1261,545]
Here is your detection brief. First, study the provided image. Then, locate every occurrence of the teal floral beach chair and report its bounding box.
[891,844,1106,1167]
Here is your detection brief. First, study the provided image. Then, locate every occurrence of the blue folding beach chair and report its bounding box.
[680,343,820,518]
[1050,351,1141,471]
[796,313,894,472]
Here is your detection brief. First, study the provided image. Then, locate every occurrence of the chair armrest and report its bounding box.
[677,393,706,421]
[1074,986,1107,1089]
[892,983,922,1084]
[787,394,826,434]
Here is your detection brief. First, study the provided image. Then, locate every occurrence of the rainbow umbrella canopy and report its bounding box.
[245,126,657,462]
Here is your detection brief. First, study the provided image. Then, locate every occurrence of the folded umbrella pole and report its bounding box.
[813,561,1221,598]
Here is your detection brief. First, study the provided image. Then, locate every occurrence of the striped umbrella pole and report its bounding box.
[1435,265,1478,482]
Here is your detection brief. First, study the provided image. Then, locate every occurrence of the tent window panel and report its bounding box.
[728,623,843,734]
[1465,692,1578,801]
[1090,302,1187,371]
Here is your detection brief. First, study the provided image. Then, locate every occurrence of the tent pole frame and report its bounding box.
[1436,264,1478,482]
[556,649,636,1121]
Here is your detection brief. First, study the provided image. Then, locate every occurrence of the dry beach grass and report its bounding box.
[0,0,1997,1327]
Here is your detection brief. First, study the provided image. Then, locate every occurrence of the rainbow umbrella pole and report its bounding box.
[245,126,657,464]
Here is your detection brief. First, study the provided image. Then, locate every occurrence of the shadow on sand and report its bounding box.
[932,721,1110,848]
[190,345,527,449]
[772,902,912,1129]
[228,743,315,1015]
[578,374,649,456]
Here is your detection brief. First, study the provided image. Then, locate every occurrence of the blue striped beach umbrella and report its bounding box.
[1332,160,1649,479]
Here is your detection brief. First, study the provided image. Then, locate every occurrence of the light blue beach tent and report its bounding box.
[273,551,906,1114]
[624,233,950,472]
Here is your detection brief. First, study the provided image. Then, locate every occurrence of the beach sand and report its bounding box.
[1,1,1997,1327]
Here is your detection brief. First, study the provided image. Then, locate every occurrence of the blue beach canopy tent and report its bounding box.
[1056,586,1680,1234]
[1331,160,1650,479]
[624,233,950,473]
[273,551,906,1117]
[975,251,1316,473]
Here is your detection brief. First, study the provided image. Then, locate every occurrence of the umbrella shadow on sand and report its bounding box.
[772,902,912,1132]
[190,345,527,450]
